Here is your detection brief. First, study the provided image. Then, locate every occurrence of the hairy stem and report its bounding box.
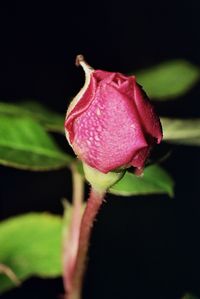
[67,188,105,299]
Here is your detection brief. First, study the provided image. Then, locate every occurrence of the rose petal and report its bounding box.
[66,74,97,143]
[72,82,148,173]
[133,82,163,143]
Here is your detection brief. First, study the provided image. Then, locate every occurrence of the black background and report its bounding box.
[0,1,200,299]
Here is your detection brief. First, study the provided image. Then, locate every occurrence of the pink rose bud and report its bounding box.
[65,55,162,174]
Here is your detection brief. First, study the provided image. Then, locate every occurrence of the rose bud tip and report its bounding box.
[75,54,85,67]
[75,54,94,73]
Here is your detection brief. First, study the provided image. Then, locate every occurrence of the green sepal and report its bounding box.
[83,163,125,193]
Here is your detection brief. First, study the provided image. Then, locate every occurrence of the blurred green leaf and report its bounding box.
[161,117,200,146]
[182,293,200,299]
[0,213,64,294]
[135,60,200,100]
[109,164,174,197]
[0,101,64,133]
[0,115,72,170]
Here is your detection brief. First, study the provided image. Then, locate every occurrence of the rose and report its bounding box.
[65,55,162,174]
[64,56,162,299]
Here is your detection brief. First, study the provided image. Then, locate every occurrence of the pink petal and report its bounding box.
[133,81,163,143]
[72,81,148,173]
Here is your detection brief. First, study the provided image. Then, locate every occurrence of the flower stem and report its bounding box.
[67,188,105,299]
[63,163,84,295]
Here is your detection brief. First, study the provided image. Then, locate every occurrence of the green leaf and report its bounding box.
[0,115,72,170]
[0,101,64,133]
[135,60,200,100]
[0,213,63,294]
[161,117,200,146]
[182,293,200,299]
[109,165,174,197]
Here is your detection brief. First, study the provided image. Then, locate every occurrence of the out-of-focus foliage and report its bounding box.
[0,101,64,133]
[109,164,174,197]
[182,293,200,299]
[0,115,72,170]
[0,213,64,294]
[135,60,200,100]
[162,117,200,146]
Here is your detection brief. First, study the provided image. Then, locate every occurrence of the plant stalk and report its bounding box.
[63,163,84,296]
[67,188,105,299]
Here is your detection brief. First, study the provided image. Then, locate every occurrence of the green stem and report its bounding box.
[63,163,84,296]
[67,188,105,299]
